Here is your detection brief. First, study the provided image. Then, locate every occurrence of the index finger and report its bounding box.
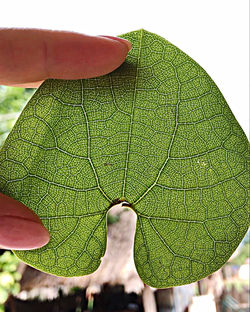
[0,28,131,87]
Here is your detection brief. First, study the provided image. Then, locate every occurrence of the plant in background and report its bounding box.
[0,251,21,311]
[229,242,250,267]
[0,30,249,288]
[0,86,35,147]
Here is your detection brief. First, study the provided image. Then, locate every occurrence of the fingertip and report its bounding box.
[47,32,131,79]
[0,216,50,250]
[98,35,132,52]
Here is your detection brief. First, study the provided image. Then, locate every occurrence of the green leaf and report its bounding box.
[0,286,8,304]
[0,30,249,288]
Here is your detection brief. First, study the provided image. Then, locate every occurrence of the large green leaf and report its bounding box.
[0,30,249,288]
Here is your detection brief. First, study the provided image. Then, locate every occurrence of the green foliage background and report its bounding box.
[0,87,35,147]
[0,251,21,311]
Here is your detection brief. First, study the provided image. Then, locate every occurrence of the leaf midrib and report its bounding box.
[122,29,144,198]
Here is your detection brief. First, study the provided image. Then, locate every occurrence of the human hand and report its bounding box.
[0,28,132,250]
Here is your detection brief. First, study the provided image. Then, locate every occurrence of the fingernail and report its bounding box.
[0,216,50,250]
[99,35,132,52]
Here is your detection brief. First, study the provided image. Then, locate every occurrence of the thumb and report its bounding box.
[0,193,49,250]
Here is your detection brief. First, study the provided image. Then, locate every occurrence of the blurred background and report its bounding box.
[0,0,249,311]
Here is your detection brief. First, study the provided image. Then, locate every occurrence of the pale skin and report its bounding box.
[0,28,132,250]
